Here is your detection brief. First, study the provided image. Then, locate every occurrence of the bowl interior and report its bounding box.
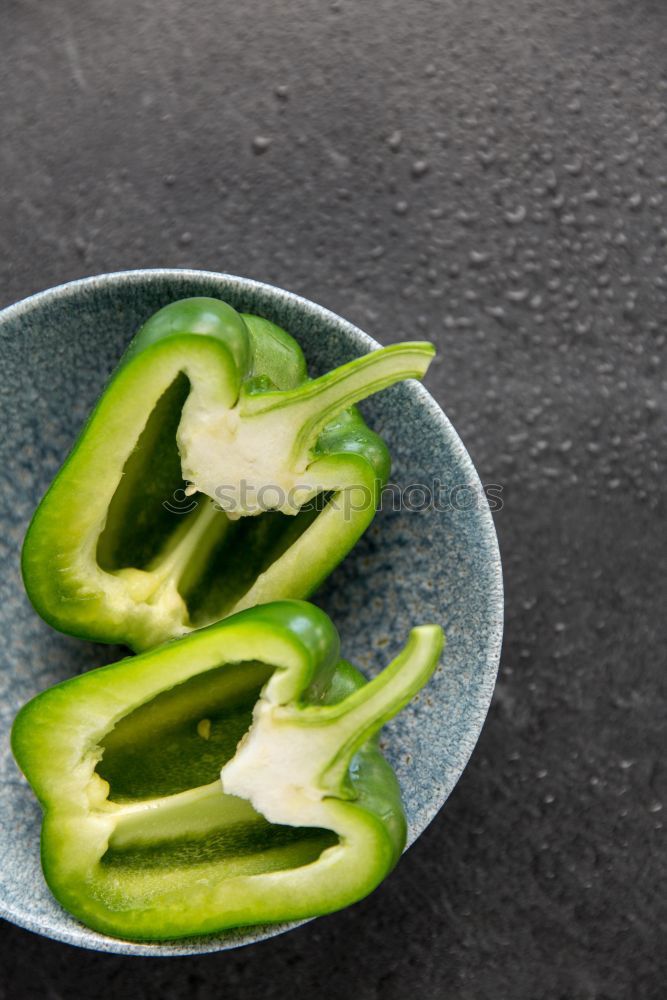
[0,269,503,955]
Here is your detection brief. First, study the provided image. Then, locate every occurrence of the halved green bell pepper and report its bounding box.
[22,298,434,651]
[12,600,444,941]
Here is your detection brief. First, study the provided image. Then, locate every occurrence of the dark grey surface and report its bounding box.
[0,0,665,996]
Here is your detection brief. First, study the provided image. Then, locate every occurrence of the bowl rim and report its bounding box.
[0,268,504,955]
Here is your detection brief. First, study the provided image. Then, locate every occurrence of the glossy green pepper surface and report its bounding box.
[12,601,444,941]
[22,298,434,651]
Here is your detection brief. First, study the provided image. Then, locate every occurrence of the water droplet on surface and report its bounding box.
[477,149,496,167]
[252,135,272,154]
[486,305,507,322]
[411,160,429,178]
[505,205,527,225]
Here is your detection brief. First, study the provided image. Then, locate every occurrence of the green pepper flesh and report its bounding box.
[22,299,434,651]
[12,601,444,941]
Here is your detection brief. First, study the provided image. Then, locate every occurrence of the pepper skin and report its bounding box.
[22,298,435,651]
[12,601,444,941]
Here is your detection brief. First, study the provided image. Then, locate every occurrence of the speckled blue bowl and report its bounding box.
[0,270,503,955]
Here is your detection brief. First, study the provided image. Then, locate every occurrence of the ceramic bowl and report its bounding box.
[0,270,503,954]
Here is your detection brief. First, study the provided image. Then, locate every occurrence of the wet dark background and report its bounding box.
[1,1,665,997]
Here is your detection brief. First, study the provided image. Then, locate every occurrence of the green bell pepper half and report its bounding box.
[22,298,435,651]
[12,600,444,941]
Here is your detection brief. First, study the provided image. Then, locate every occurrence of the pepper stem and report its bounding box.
[220,625,444,825]
[291,625,444,793]
[239,343,435,463]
